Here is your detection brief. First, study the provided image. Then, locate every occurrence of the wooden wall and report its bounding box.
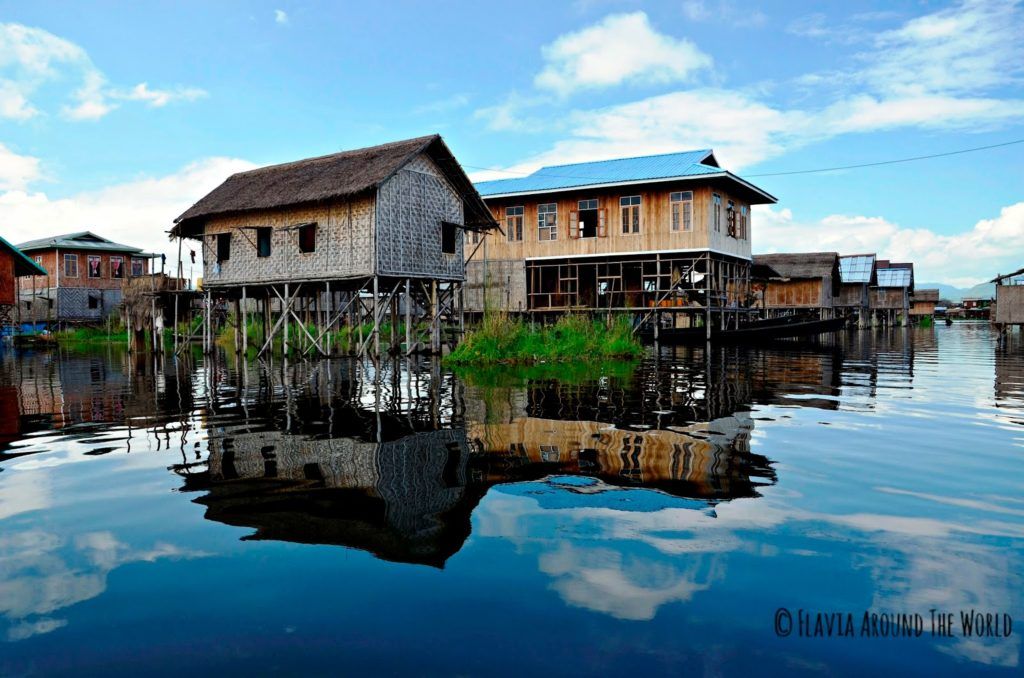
[763,278,832,309]
[995,285,1024,325]
[0,250,14,306]
[871,288,908,310]
[22,249,148,290]
[470,182,752,262]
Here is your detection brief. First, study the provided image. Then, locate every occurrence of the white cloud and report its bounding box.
[0,143,42,191]
[535,12,712,94]
[754,201,1024,286]
[413,92,470,115]
[0,156,256,271]
[0,22,206,121]
[681,0,767,27]
[275,9,289,25]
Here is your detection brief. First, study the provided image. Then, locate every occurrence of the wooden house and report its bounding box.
[751,252,840,319]
[464,149,777,333]
[0,234,47,336]
[992,267,1024,330]
[16,231,152,329]
[870,261,914,326]
[909,289,939,319]
[836,254,877,327]
[171,135,496,356]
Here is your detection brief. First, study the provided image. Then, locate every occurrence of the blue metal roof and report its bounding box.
[474,149,776,201]
[876,268,912,288]
[839,254,875,284]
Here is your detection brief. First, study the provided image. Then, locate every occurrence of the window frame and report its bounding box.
[670,191,693,232]
[87,255,102,278]
[506,206,524,242]
[538,203,557,241]
[256,227,273,258]
[619,195,641,234]
[712,193,722,232]
[131,257,145,277]
[739,205,748,240]
[110,256,124,279]
[441,221,457,254]
[298,223,317,254]
[216,232,232,262]
[63,253,78,278]
[727,200,737,237]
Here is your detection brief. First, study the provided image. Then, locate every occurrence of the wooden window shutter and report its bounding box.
[569,210,579,238]
[598,208,607,237]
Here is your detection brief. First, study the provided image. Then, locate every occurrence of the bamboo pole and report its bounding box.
[405,278,412,355]
[241,286,247,355]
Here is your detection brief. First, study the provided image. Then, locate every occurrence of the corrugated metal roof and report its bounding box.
[839,254,875,284]
[17,231,144,254]
[0,234,47,276]
[474,149,774,200]
[876,268,912,288]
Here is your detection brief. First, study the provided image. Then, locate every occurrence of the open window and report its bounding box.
[110,256,124,279]
[88,255,102,278]
[216,233,231,262]
[441,221,457,254]
[727,200,737,237]
[257,227,272,258]
[298,223,316,253]
[712,194,722,232]
[670,191,693,232]
[739,206,748,239]
[88,295,100,310]
[574,199,599,238]
[64,253,78,278]
[131,257,145,277]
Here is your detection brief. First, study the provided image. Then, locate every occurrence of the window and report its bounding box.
[298,223,316,253]
[727,200,737,237]
[670,191,693,232]
[441,221,457,254]
[572,199,603,239]
[256,227,272,257]
[88,295,100,310]
[216,233,231,262]
[538,203,557,241]
[620,196,641,234]
[506,206,524,242]
[88,255,101,278]
[739,206,748,240]
[110,256,124,279]
[64,253,78,278]
[131,257,145,277]
[712,193,722,232]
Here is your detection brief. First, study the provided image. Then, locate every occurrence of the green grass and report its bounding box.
[214,315,428,357]
[445,313,643,365]
[54,325,129,344]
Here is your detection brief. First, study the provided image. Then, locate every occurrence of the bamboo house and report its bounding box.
[751,252,841,319]
[170,134,496,357]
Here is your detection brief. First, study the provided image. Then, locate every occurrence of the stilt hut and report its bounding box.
[170,135,496,357]
[870,261,914,326]
[836,254,877,328]
[992,266,1024,331]
[751,252,840,319]
[909,289,939,320]
[0,234,47,338]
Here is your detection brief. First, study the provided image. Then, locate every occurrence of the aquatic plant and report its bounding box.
[445,312,643,365]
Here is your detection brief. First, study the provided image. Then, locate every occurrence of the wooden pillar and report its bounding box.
[241,286,248,355]
[173,292,179,352]
[324,282,331,356]
[283,283,290,357]
[233,296,241,353]
[405,278,412,355]
[431,279,439,354]
[390,286,398,354]
[372,276,380,358]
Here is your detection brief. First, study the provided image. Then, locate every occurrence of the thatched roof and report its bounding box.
[913,289,939,302]
[753,252,839,279]
[172,135,496,238]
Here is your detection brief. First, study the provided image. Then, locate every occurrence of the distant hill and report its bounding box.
[917,281,995,302]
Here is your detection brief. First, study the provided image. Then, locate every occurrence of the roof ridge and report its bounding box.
[230,135,440,178]
[533,148,712,173]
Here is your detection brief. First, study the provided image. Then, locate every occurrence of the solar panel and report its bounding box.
[839,255,874,283]
[876,268,911,287]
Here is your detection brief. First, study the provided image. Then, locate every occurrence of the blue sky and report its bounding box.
[0,0,1021,285]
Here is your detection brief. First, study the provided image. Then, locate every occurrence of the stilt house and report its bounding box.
[751,252,840,319]
[870,261,914,326]
[836,254,877,326]
[909,289,939,319]
[0,235,47,335]
[464,149,777,332]
[992,267,1024,329]
[171,135,496,356]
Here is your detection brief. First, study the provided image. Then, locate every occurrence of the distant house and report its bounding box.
[17,231,153,327]
[909,289,940,318]
[751,252,841,319]
[870,261,914,326]
[836,254,877,327]
[0,234,47,335]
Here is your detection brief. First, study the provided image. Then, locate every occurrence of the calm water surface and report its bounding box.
[0,323,1021,675]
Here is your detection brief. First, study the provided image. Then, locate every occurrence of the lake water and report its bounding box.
[0,323,1021,675]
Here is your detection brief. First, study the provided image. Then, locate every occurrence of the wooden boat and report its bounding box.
[643,315,848,344]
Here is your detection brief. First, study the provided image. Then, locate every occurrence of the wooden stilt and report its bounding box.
[405,278,412,355]
[241,286,248,356]
[372,276,380,358]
